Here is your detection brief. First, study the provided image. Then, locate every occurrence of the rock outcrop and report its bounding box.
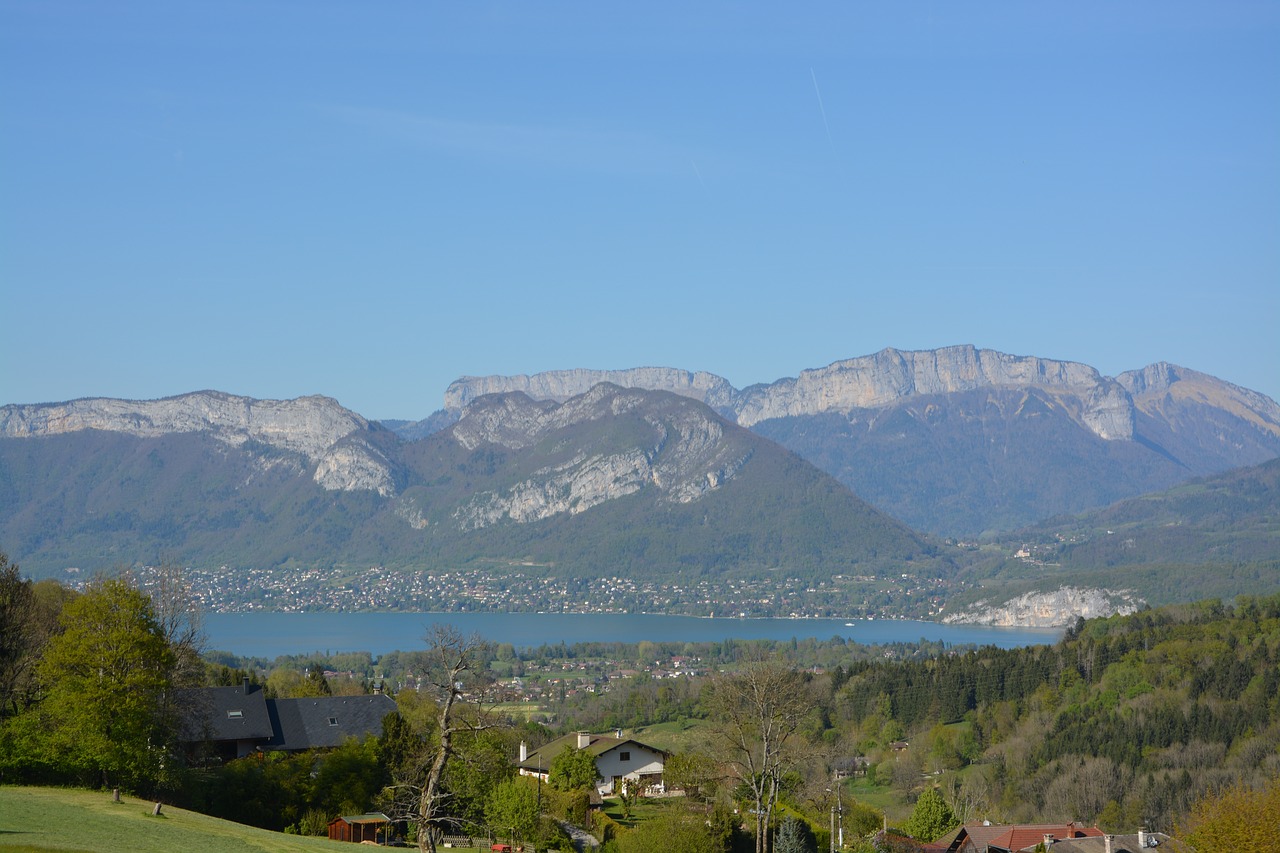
[443,346,1139,441]
[1119,362,1280,438]
[447,384,752,529]
[0,391,394,496]
[731,346,1135,439]
[942,586,1142,628]
[445,367,737,412]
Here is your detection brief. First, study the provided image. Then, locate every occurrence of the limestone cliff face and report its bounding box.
[444,367,738,412]
[942,586,1141,628]
[1118,363,1280,439]
[731,346,1135,439]
[0,391,394,496]
[442,346,1139,441]
[313,438,396,497]
[448,384,752,530]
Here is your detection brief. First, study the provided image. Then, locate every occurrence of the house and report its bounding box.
[945,823,1104,853]
[176,679,274,760]
[1031,831,1189,853]
[328,812,390,844]
[263,693,398,751]
[516,731,667,795]
[178,678,397,759]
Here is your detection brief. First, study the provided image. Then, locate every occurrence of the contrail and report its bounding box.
[810,67,835,150]
[691,160,706,188]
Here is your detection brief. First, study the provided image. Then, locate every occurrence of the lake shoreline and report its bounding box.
[205,611,1064,659]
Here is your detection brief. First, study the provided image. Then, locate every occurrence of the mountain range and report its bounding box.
[2,345,1278,619]
[0,383,939,584]
[420,346,1280,535]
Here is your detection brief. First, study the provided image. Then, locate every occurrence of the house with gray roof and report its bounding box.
[178,678,397,760]
[176,679,274,760]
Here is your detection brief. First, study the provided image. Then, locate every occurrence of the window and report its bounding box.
[328,717,339,726]
[620,751,630,762]
[227,710,243,719]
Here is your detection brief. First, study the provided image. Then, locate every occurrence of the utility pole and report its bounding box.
[837,781,844,850]
[828,769,837,853]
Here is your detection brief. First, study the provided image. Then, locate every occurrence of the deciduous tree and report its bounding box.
[31,576,176,789]
[707,659,813,853]
[1178,777,1280,853]
[485,777,540,847]
[382,625,505,853]
[549,744,599,791]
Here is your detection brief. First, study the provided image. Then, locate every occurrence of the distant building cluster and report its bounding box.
[116,563,950,619]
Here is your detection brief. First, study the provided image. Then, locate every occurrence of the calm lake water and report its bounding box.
[204,611,1062,659]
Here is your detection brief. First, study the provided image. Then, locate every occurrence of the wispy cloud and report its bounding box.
[319,103,699,177]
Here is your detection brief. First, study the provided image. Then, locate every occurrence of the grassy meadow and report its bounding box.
[0,787,368,853]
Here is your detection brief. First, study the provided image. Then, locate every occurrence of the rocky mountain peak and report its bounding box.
[444,367,737,412]
[442,346,1139,441]
[0,391,395,496]
[442,384,753,529]
[732,345,1135,439]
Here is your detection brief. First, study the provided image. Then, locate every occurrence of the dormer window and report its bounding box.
[227,710,243,719]
[328,717,339,726]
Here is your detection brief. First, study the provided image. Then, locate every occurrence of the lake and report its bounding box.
[203,611,1062,659]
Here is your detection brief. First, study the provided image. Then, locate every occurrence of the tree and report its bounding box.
[0,553,34,717]
[485,777,540,847]
[1178,777,1280,853]
[665,750,721,799]
[549,744,599,791]
[313,735,387,817]
[707,659,813,853]
[29,576,176,789]
[382,625,504,853]
[614,807,722,853]
[902,787,958,843]
[775,815,817,853]
[135,561,205,689]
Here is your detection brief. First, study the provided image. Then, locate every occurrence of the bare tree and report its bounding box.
[383,625,505,853]
[143,561,206,688]
[706,659,813,853]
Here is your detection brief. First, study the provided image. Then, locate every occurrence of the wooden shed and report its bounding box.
[327,812,390,844]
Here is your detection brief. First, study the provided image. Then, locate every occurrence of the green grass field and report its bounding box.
[0,787,370,853]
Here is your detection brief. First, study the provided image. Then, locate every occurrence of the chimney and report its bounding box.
[1138,829,1146,848]
[1105,835,1114,853]
[243,676,251,694]
[615,728,622,739]
[577,731,591,749]
[1043,835,1054,848]
[519,741,527,763]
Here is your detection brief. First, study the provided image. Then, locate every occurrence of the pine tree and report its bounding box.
[776,815,816,853]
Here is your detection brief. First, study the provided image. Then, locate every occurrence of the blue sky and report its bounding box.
[3,2,1277,421]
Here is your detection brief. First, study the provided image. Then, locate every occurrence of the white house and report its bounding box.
[517,730,667,795]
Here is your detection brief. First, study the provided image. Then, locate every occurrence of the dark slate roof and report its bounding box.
[265,694,397,751]
[176,683,273,743]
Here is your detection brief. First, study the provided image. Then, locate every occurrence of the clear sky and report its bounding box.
[3,2,1277,421]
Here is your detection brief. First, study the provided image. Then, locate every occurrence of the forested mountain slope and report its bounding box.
[939,458,1280,622]
[830,595,1280,829]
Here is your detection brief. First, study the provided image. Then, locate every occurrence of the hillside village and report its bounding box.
[2,554,1277,853]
